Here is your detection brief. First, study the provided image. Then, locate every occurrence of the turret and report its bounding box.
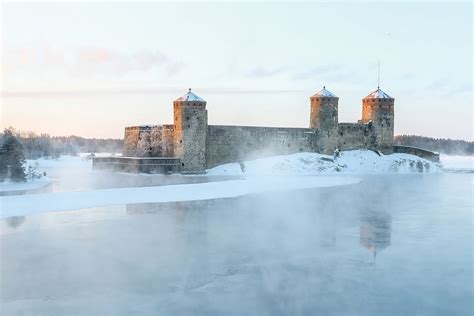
[310,86,338,130]
[361,87,394,153]
[173,88,208,173]
[310,86,339,154]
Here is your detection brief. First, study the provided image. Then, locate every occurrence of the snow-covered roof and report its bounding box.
[175,88,205,102]
[364,87,393,99]
[312,86,337,98]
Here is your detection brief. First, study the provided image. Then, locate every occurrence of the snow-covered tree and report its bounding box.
[0,128,26,182]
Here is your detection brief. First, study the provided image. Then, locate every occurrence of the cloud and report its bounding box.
[292,65,345,81]
[2,43,184,81]
[1,87,305,98]
[245,66,289,78]
[425,79,472,97]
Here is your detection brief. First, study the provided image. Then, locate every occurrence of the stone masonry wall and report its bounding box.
[173,102,208,172]
[161,125,175,157]
[206,125,315,168]
[123,126,153,157]
[393,145,440,162]
[362,98,395,153]
[337,123,377,151]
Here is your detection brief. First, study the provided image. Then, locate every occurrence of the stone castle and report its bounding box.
[120,86,399,173]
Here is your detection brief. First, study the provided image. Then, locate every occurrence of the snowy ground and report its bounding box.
[0,154,118,195]
[440,154,473,171]
[208,150,442,176]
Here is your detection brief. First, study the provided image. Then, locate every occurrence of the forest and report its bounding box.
[1,128,472,162]
[2,128,123,159]
[394,135,473,155]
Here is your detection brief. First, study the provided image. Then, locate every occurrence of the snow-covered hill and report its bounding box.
[208,150,442,176]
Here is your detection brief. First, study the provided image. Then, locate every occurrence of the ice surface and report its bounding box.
[0,176,360,218]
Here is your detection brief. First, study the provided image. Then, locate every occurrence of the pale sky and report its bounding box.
[1,2,472,139]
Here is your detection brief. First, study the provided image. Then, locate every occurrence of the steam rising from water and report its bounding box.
[1,173,471,315]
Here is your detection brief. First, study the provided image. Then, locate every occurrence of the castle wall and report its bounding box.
[123,126,155,157]
[124,125,169,157]
[393,145,440,162]
[312,127,339,155]
[161,125,175,157]
[337,123,377,151]
[206,125,316,168]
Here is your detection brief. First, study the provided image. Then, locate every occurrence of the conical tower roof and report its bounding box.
[175,88,205,102]
[364,87,393,99]
[312,86,337,98]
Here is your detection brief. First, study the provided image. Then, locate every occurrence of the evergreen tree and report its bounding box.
[0,128,26,182]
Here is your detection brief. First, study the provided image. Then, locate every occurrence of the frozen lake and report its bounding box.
[1,173,472,315]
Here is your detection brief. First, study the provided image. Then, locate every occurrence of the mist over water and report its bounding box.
[18,156,241,195]
[1,173,472,315]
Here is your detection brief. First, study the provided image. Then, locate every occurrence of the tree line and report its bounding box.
[395,135,473,155]
[14,130,123,159]
[0,128,123,181]
[1,127,473,183]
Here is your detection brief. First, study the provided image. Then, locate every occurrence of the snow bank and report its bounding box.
[0,178,51,193]
[208,150,441,176]
[0,176,359,218]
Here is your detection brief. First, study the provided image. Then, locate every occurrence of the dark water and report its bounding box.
[0,173,472,315]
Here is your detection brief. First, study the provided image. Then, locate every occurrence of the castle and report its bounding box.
[93,85,438,173]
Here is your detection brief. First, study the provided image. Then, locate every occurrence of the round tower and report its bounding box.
[310,86,339,130]
[173,88,208,173]
[361,87,394,152]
